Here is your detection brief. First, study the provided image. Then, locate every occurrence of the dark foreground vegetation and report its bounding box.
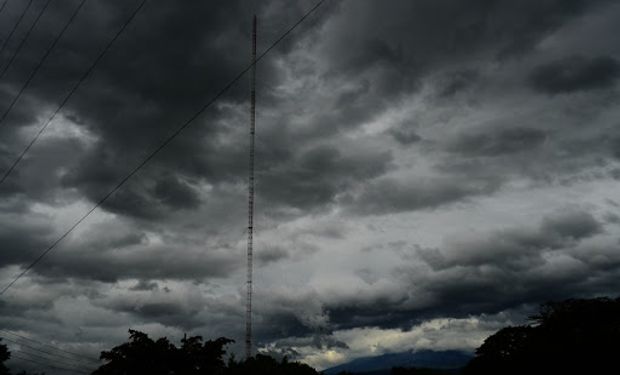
[1,297,618,374]
[463,297,620,375]
[91,330,317,375]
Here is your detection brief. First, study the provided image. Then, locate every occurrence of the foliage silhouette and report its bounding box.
[463,297,620,374]
[226,353,318,375]
[0,339,9,375]
[93,329,232,375]
[92,329,319,375]
[0,339,45,375]
[7,297,619,374]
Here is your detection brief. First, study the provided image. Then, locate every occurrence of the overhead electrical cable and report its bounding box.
[0,328,99,364]
[0,0,8,17]
[0,0,88,128]
[3,342,93,373]
[0,0,53,80]
[0,0,148,186]
[0,0,34,59]
[0,0,327,296]
[10,352,89,374]
[0,334,99,367]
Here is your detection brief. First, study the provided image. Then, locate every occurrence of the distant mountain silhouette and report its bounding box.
[324,350,472,374]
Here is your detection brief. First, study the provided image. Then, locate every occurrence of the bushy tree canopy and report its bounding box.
[464,297,620,374]
[92,330,232,375]
[227,354,318,375]
[0,339,10,375]
[92,330,319,375]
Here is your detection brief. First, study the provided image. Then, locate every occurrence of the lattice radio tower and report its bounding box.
[245,15,257,360]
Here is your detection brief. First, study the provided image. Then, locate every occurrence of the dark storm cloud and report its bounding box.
[257,311,321,342]
[0,0,330,216]
[0,208,242,283]
[259,144,392,210]
[97,293,206,330]
[388,126,422,146]
[350,175,501,215]
[321,0,611,85]
[307,182,620,339]
[448,127,547,157]
[238,289,335,343]
[115,301,184,319]
[322,210,611,331]
[129,279,160,291]
[0,209,56,269]
[0,0,609,221]
[529,55,620,94]
[436,69,480,98]
[420,209,602,270]
[34,242,241,282]
[60,147,207,219]
[153,176,202,209]
[256,245,289,266]
[1,0,619,365]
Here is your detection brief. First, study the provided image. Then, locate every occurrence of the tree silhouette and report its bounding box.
[93,329,232,375]
[1,339,46,375]
[226,354,318,375]
[92,330,319,375]
[0,339,10,375]
[464,297,620,374]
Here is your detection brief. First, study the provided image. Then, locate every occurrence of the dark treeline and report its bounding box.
[0,330,318,375]
[0,343,8,375]
[1,297,619,374]
[463,297,620,375]
[91,330,318,375]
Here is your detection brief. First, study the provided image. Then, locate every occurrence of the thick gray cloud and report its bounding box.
[319,209,613,332]
[447,127,547,157]
[420,209,602,270]
[1,0,620,372]
[349,175,501,215]
[529,55,620,94]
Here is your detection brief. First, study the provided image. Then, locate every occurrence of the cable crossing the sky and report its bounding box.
[0,331,99,367]
[10,352,89,374]
[0,0,327,296]
[0,328,99,364]
[0,0,9,17]
[0,0,148,186]
[0,0,53,81]
[0,0,88,128]
[0,0,34,59]
[3,343,94,373]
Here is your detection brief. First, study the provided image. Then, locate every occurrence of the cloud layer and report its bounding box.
[1,0,619,372]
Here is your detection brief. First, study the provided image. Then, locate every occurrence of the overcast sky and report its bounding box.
[1,0,620,373]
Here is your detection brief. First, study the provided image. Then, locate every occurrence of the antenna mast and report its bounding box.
[245,14,257,360]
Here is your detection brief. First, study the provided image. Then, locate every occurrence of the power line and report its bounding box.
[0,328,99,364]
[0,0,8,18]
[0,332,99,366]
[2,336,89,367]
[10,352,89,374]
[2,339,94,372]
[0,0,34,59]
[0,0,148,186]
[0,0,88,128]
[0,0,53,81]
[0,0,327,296]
